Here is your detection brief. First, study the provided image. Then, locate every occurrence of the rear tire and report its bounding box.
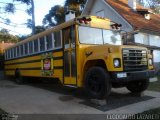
[126,79,149,93]
[15,70,24,84]
[85,67,111,99]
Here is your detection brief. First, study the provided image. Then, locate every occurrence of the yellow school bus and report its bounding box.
[0,47,4,71]
[4,15,155,99]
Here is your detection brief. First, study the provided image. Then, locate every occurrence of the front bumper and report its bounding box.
[111,70,155,83]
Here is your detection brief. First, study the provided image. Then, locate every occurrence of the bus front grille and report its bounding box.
[123,49,148,71]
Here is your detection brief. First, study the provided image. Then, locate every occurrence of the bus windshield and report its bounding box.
[78,26,122,45]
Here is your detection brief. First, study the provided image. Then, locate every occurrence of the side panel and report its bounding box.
[4,49,64,83]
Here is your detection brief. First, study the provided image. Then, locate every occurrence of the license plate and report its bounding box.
[117,73,127,78]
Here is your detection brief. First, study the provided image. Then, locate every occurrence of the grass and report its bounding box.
[148,76,160,92]
[126,77,160,120]
[127,108,160,120]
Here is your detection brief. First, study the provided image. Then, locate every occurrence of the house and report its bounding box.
[82,0,160,74]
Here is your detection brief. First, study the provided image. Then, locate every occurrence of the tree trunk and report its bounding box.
[31,0,35,34]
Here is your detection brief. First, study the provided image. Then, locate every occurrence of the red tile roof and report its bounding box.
[0,42,14,52]
[106,0,160,34]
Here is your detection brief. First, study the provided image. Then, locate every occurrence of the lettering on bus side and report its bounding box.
[41,52,54,76]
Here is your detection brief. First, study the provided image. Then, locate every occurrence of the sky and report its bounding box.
[0,0,65,36]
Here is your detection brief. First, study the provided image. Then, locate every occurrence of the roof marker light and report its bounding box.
[77,17,92,24]
[111,23,122,30]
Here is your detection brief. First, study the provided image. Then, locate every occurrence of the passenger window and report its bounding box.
[34,40,38,53]
[29,41,33,54]
[46,34,53,50]
[40,37,45,51]
[24,43,28,55]
[71,26,76,48]
[63,26,75,49]
[54,31,62,48]
[20,45,24,56]
[11,48,13,58]
[64,28,70,49]
[17,46,20,57]
[14,47,16,57]
[8,50,10,59]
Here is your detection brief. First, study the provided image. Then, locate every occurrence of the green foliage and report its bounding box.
[4,3,15,13]
[0,29,9,34]
[35,26,46,34]
[18,25,45,40]
[14,0,35,34]
[43,0,87,28]
[19,35,30,40]
[64,0,86,13]
[0,29,19,43]
[4,19,11,25]
[1,0,35,35]
[26,7,32,16]
[26,19,32,29]
[43,5,65,27]
[138,0,160,13]
[148,76,160,92]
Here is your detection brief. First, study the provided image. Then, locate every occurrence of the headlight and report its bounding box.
[149,59,153,66]
[114,58,121,68]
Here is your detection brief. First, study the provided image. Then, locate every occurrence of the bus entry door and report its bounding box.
[63,26,77,85]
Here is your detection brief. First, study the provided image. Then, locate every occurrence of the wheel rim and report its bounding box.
[88,73,103,94]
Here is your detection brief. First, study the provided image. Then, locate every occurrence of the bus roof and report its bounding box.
[6,15,112,50]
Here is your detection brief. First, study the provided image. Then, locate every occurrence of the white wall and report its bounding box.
[154,50,160,62]
[135,32,160,65]
[135,32,160,47]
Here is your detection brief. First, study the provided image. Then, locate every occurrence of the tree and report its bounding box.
[64,0,86,16]
[43,0,87,28]
[43,5,65,27]
[138,0,160,13]
[18,25,45,41]
[0,0,35,35]
[0,29,19,43]
[35,26,46,34]
[0,29,9,34]
[12,0,35,34]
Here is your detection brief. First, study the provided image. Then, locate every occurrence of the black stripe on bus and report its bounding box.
[54,66,63,69]
[5,67,41,71]
[5,48,63,62]
[20,67,41,70]
[5,59,41,65]
[5,56,63,65]
[53,56,63,60]
[5,66,63,71]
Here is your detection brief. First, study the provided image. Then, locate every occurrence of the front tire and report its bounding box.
[85,67,111,99]
[126,79,149,93]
